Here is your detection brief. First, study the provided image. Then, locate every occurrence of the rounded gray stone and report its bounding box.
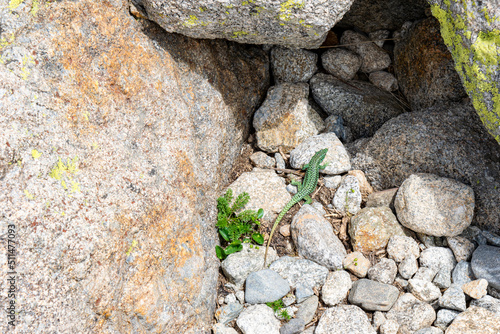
[395,173,475,237]
[271,47,318,83]
[369,71,399,92]
[245,269,290,304]
[471,245,500,290]
[333,175,362,215]
[438,284,467,312]
[340,30,392,73]
[280,318,305,334]
[368,258,398,284]
[386,293,436,333]
[316,305,376,334]
[348,279,400,312]
[236,304,281,334]
[321,270,352,306]
[321,48,361,80]
[269,256,329,289]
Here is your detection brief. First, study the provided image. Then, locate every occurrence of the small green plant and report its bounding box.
[215,189,264,260]
[266,299,291,320]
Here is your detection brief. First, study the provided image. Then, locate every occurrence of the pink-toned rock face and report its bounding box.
[0,1,269,333]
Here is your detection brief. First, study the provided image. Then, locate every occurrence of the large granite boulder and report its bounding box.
[347,102,500,233]
[140,0,355,48]
[0,1,269,333]
[429,0,500,144]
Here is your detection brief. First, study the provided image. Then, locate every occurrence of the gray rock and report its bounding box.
[434,268,453,289]
[386,293,437,334]
[295,295,319,325]
[282,293,296,307]
[324,115,349,143]
[340,30,392,73]
[470,295,500,315]
[393,17,466,110]
[380,320,399,334]
[289,133,351,175]
[236,291,245,304]
[366,188,398,211]
[349,206,406,253]
[142,0,355,48]
[415,327,444,334]
[271,47,318,84]
[280,318,305,334]
[373,311,387,330]
[301,326,316,334]
[228,168,291,223]
[323,175,342,189]
[471,245,500,290]
[250,151,275,168]
[447,236,476,262]
[295,283,314,303]
[343,251,372,278]
[286,184,298,195]
[291,204,347,270]
[408,279,442,303]
[333,175,362,215]
[321,270,352,306]
[348,279,400,311]
[269,256,329,290]
[316,305,376,334]
[0,3,270,331]
[216,303,244,325]
[387,235,420,263]
[222,243,279,289]
[310,73,404,139]
[395,276,409,290]
[225,293,237,304]
[346,102,500,233]
[399,254,419,279]
[275,152,286,173]
[253,83,325,153]
[213,323,239,334]
[321,48,361,80]
[438,285,467,312]
[482,230,500,247]
[236,304,281,334]
[428,0,500,143]
[395,173,475,237]
[369,71,399,92]
[414,267,439,282]
[338,0,428,32]
[452,261,475,286]
[434,309,460,331]
[445,306,500,334]
[368,258,398,285]
[420,247,457,272]
[245,269,290,304]
[369,30,391,47]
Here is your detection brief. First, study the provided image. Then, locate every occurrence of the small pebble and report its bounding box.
[280,224,291,237]
[343,251,371,277]
[462,279,488,299]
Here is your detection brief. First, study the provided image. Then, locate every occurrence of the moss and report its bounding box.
[431,3,500,143]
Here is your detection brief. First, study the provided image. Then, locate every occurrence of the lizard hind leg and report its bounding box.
[303,194,312,205]
[290,179,303,192]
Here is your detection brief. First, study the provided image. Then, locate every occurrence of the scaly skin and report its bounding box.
[263,148,328,267]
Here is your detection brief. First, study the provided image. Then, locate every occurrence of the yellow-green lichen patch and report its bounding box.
[0,33,15,50]
[278,0,305,21]
[182,15,208,27]
[49,156,81,193]
[30,0,40,16]
[8,0,23,10]
[31,149,42,159]
[126,240,138,256]
[431,3,500,143]
[24,189,34,200]
[232,31,249,38]
[20,54,35,80]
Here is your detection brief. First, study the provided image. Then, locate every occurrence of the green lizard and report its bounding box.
[263,148,328,267]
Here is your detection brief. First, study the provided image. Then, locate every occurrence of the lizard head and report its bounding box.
[314,148,328,163]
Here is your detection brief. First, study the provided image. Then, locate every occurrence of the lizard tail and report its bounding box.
[263,210,286,268]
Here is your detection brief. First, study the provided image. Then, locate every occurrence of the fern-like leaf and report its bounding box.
[231,192,250,212]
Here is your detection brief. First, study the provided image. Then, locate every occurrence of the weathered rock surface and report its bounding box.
[349,206,406,253]
[394,17,467,109]
[394,173,475,237]
[141,0,355,49]
[245,269,290,304]
[0,1,270,333]
[347,102,500,233]
[340,30,392,73]
[445,306,500,334]
[321,48,361,80]
[310,73,404,139]
[269,256,329,290]
[348,279,400,311]
[429,0,500,143]
[253,83,324,153]
[321,270,352,306]
[471,245,500,290]
[315,305,376,334]
[386,293,436,334]
[333,175,362,215]
[236,305,281,334]
[339,0,428,32]
[271,47,318,84]
[291,204,347,270]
